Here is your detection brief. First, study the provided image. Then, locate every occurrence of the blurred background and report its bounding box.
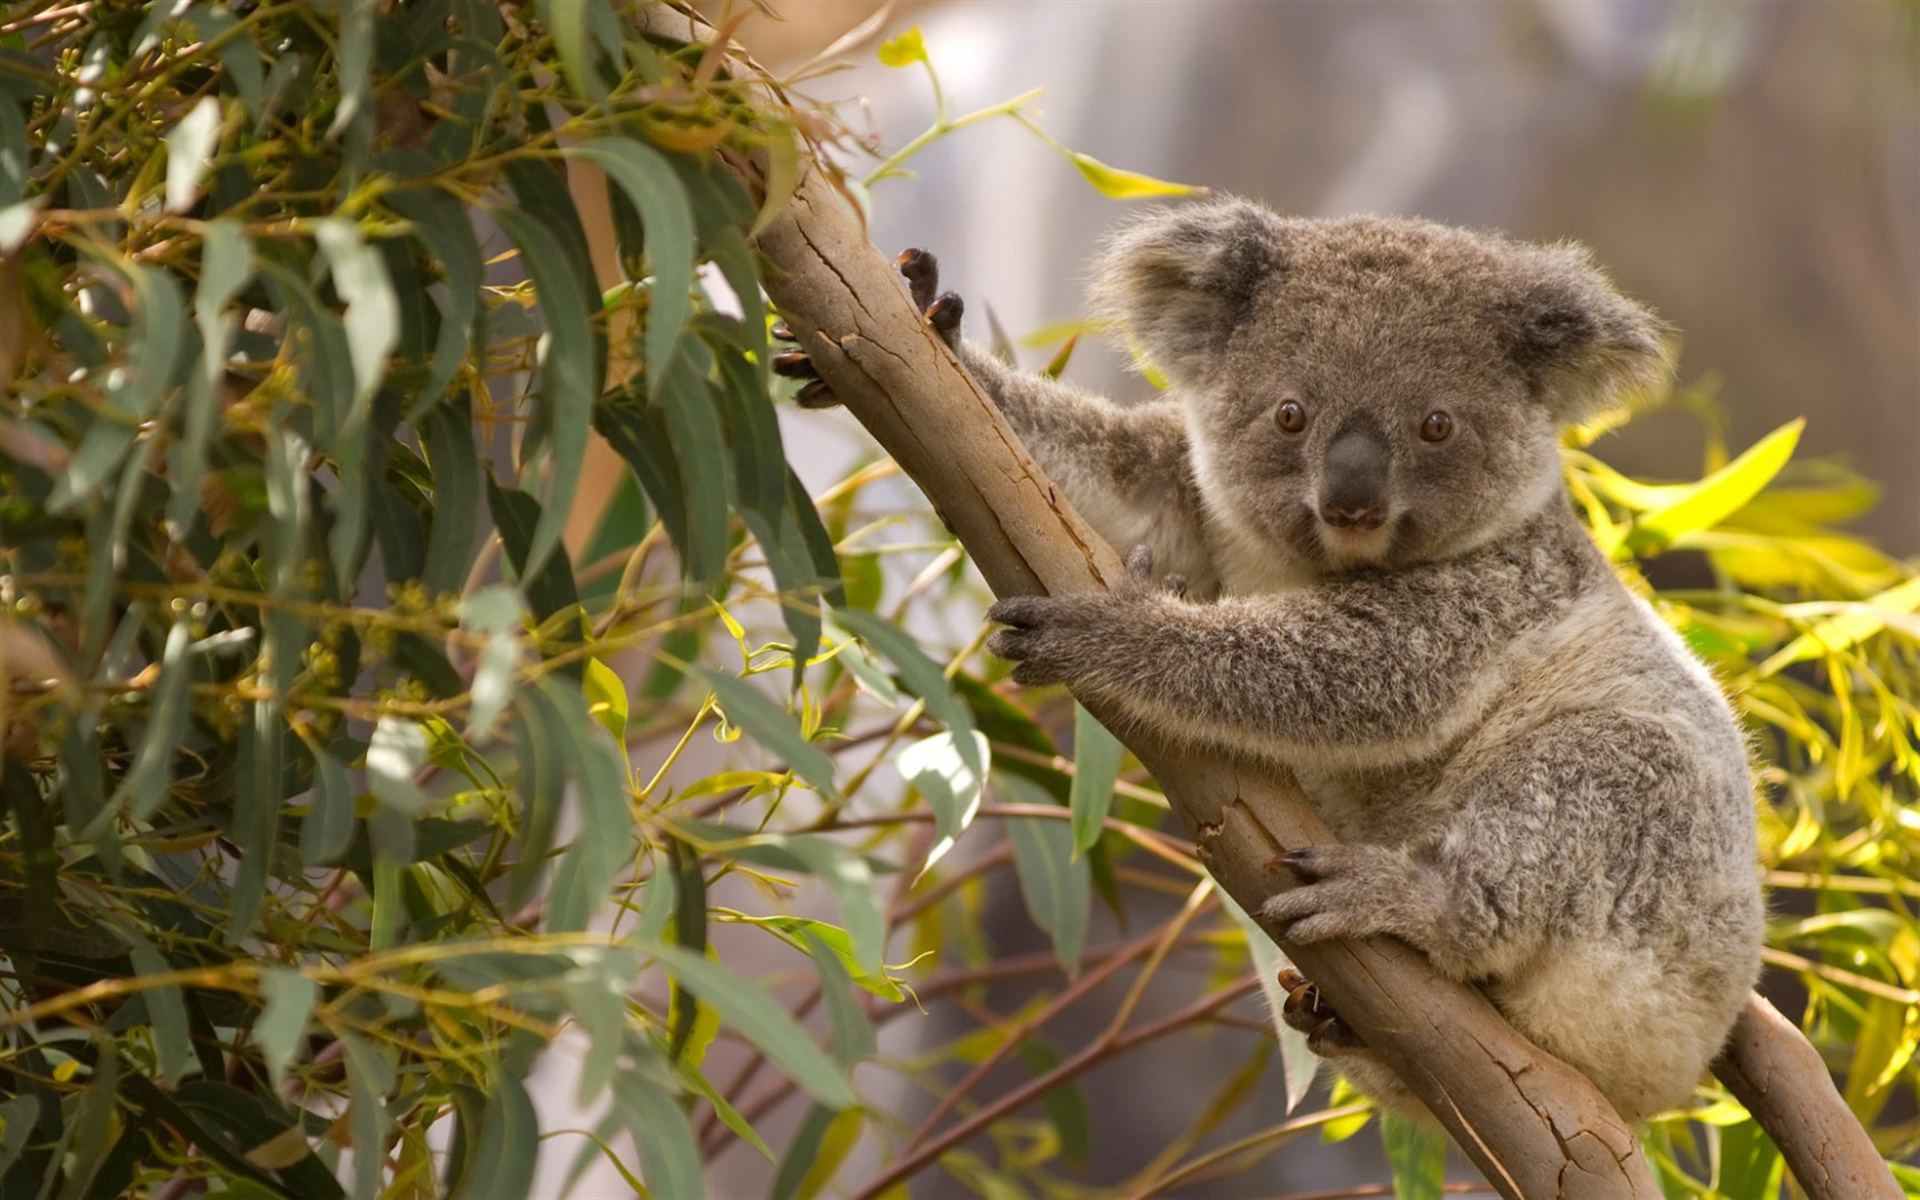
[679,1,1920,1193]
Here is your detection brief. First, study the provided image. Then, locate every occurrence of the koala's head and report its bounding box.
[1090,200,1671,573]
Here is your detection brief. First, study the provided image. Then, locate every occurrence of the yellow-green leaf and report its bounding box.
[877,26,927,68]
[1757,574,1920,677]
[1067,152,1206,200]
[1617,419,1803,558]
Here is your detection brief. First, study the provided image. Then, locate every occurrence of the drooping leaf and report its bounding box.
[567,137,694,395]
[494,204,600,582]
[1068,702,1124,856]
[642,942,856,1110]
[1004,780,1089,974]
[454,1075,539,1200]
[126,933,191,1087]
[164,96,222,214]
[255,968,317,1096]
[612,1055,705,1199]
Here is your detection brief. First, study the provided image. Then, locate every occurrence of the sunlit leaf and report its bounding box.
[1066,151,1206,199]
[877,26,928,68]
[899,730,990,869]
[1617,418,1804,558]
[1757,574,1920,678]
[164,96,221,214]
[1382,1111,1447,1200]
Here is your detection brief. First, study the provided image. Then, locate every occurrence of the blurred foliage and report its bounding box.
[0,3,1913,1198]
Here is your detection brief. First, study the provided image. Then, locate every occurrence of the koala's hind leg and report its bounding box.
[1274,969,1423,1116]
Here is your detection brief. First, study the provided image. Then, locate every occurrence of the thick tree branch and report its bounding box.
[1713,993,1899,1199]
[754,167,1660,1199]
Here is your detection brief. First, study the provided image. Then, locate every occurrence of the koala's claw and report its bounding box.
[1275,968,1367,1057]
[773,250,964,408]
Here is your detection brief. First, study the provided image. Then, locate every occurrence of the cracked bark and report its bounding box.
[752,154,1897,1200]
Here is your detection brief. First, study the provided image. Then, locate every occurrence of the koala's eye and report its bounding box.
[1420,410,1454,443]
[1275,400,1308,434]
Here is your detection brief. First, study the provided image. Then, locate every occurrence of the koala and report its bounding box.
[776,200,1763,1125]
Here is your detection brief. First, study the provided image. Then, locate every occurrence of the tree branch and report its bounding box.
[754,167,1660,1199]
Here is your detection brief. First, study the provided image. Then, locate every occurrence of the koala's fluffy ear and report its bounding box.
[1090,199,1287,389]
[1501,245,1674,424]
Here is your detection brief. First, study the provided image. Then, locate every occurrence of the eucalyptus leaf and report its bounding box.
[1068,703,1124,856]
[1003,776,1088,974]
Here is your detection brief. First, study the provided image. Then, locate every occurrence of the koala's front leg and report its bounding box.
[986,546,1190,688]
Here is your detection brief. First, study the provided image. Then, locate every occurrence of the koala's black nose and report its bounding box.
[1319,426,1390,531]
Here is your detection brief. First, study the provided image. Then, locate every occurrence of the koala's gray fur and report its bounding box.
[960,200,1763,1123]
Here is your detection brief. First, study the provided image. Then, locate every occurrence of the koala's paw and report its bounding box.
[1261,844,1417,945]
[1275,968,1367,1058]
[984,592,1107,688]
[772,248,964,408]
[987,545,1183,687]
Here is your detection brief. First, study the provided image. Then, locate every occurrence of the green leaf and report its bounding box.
[0,1095,38,1179]
[837,609,983,779]
[643,942,857,1110]
[802,930,876,1068]
[1068,703,1124,856]
[388,187,482,415]
[541,676,632,933]
[567,137,694,397]
[693,667,839,802]
[1067,152,1206,199]
[127,933,190,1087]
[49,262,185,513]
[538,0,605,104]
[98,618,191,829]
[420,402,481,594]
[328,0,376,140]
[876,26,928,68]
[484,477,581,626]
[56,1037,117,1200]
[583,657,628,741]
[300,738,354,864]
[1619,418,1804,558]
[255,968,317,1096]
[339,1033,395,1200]
[163,96,221,214]
[168,219,252,535]
[460,586,525,741]
[314,214,398,428]
[1382,1111,1448,1200]
[455,1075,538,1200]
[1713,1117,1784,1200]
[658,359,731,588]
[1003,776,1088,974]
[1016,1038,1090,1167]
[898,730,989,868]
[770,837,885,981]
[612,1063,705,1199]
[494,204,598,582]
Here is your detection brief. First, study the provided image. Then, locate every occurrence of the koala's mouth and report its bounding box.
[1315,512,1398,563]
